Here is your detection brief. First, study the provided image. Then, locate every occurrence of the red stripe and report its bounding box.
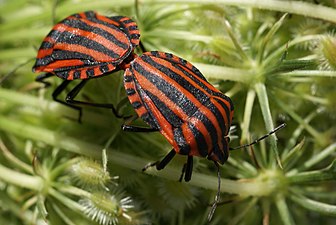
[54,43,114,62]
[67,70,74,80]
[36,59,85,73]
[80,68,87,79]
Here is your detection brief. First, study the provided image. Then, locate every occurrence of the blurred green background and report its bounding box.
[0,0,335,224]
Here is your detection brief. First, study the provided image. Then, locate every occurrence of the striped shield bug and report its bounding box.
[32,11,140,120]
[123,51,234,175]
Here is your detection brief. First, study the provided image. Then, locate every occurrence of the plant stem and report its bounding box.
[287,169,336,184]
[254,82,282,168]
[0,88,116,128]
[194,63,253,82]
[0,115,280,196]
[0,164,42,191]
[274,98,328,146]
[241,89,256,142]
[145,0,336,23]
[49,188,84,213]
[275,194,295,225]
[289,191,336,216]
[280,70,336,78]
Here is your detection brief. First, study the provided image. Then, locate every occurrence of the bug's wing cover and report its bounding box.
[32,11,138,79]
[129,51,233,158]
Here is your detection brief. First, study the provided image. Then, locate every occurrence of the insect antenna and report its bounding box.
[230,123,286,151]
[0,58,34,85]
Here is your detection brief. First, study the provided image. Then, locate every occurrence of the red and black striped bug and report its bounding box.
[32,11,141,120]
[123,51,234,179]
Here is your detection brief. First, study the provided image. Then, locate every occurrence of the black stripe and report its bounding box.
[86,68,95,78]
[212,97,233,134]
[35,56,53,66]
[132,101,142,109]
[179,57,187,65]
[84,11,95,18]
[165,53,173,59]
[130,34,140,39]
[204,100,228,138]
[109,16,124,21]
[40,41,54,49]
[62,18,129,50]
[222,138,229,160]
[173,127,190,155]
[72,13,82,19]
[74,71,81,79]
[128,26,138,31]
[188,123,208,157]
[99,64,110,74]
[213,92,234,111]
[133,61,219,151]
[124,75,133,82]
[150,51,160,57]
[144,90,183,127]
[125,88,136,96]
[141,112,160,130]
[52,50,96,62]
[49,29,120,59]
[55,70,69,79]
[120,19,133,24]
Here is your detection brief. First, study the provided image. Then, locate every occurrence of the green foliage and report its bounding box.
[0,0,335,224]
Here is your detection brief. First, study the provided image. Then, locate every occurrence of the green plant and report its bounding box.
[0,0,335,224]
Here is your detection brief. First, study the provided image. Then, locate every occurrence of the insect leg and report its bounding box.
[65,80,124,118]
[51,80,83,122]
[179,156,193,182]
[184,156,193,182]
[142,149,176,171]
[122,115,160,132]
[122,124,159,132]
[35,72,54,88]
[179,164,187,182]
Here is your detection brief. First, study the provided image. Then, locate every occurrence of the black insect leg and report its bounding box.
[122,124,159,132]
[179,155,193,182]
[179,164,187,182]
[184,156,193,182]
[142,149,176,171]
[35,72,54,88]
[65,79,124,119]
[122,114,159,132]
[52,80,83,122]
[35,73,83,122]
